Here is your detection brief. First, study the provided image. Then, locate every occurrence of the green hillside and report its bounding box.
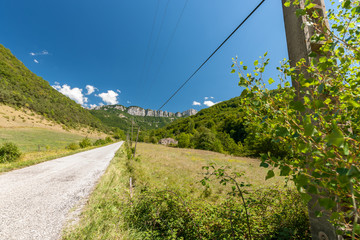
[144,95,288,157]
[0,44,105,130]
[89,106,179,132]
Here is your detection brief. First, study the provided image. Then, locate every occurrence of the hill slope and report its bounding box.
[146,96,288,157]
[0,44,104,130]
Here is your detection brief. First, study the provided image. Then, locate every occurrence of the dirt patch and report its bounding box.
[0,105,107,138]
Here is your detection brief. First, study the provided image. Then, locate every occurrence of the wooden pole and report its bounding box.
[282,1,339,240]
[131,120,134,147]
[133,127,140,159]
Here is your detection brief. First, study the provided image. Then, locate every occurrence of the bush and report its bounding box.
[79,137,92,148]
[123,188,310,239]
[93,139,106,146]
[66,142,80,150]
[0,142,22,163]
[105,136,113,143]
[113,129,126,140]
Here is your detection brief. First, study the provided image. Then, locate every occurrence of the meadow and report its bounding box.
[63,143,310,239]
[0,127,104,173]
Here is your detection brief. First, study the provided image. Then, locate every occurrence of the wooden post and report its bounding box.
[131,120,134,147]
[282,1,339,239]
[133,127,140,159]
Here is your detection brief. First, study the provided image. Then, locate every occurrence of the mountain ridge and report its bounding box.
[93,105,198,118]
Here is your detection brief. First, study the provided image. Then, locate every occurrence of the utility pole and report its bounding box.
[282,1,339,240]
[133,127,140,159]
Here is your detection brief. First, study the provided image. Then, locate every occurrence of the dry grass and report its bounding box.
[133,143,288,199]
[0,104,106,138]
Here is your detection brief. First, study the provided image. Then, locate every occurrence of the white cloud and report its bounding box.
[204,97,209,100]
[204,100,216,107]
[89,104,97,109]
[29,50,49,56]
[52,84,88,105]
[34,59,39,64]
[192,101,201,106]
[85,85,97,95]
[98,90,118,105]
[117,89,121,93]
[210,96,214,99]
[127,100,131,104]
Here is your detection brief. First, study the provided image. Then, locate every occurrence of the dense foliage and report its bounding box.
[0,142,21,163]
[0,44,106,130]
[141,96,287,157]
[232,0,360,237]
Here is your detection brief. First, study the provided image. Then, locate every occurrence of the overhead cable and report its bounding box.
[158,0,266,110]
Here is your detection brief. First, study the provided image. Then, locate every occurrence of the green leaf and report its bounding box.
[290,101,306,112]
[284,1,290,7]
[260,162,269,168]
[268,78,274,85]
[343,142,349,156]
[296,174,308,186]
[318,198,336,210]
[280,165,291,176]
[348,100,360,108]
[230,69,236,73]
[347,166,360,178]
[304,124,315,137]
[254,60,259,66]
[265,170,275,180]
[325,127,344,147]
[300,193,312,203]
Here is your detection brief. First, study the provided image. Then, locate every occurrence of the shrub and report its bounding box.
[93,139,106,146]
[105,136,113,143]
[0,142,22,163]
[79,137,92,148]
[66,142,80,150]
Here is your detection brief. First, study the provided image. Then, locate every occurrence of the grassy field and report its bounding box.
[62,143,310,240]
[0,127,107,173]
[0,128,88,152]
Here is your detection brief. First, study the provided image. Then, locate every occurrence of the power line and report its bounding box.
[138,0,160,87]
[144,0,189,102]
[144,0,171,85]
[158,0,266,110]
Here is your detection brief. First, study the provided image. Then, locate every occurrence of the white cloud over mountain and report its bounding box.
[203,100,216,107]
[85,85,97,95]
[98,90,119,105]
[192,101,201,106]
[52,84,88,105]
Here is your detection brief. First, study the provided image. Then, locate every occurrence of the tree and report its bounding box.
[232,0,360,237]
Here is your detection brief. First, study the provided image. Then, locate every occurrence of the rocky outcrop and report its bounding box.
[182,109,198,117]
[93,105,198,118]
[127,106,146,116]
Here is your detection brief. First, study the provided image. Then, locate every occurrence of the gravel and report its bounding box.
[0,141,123,240]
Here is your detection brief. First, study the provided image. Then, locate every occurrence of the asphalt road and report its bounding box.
[0,141,123,240]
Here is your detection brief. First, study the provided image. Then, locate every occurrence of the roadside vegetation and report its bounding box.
[0,128,120,173]
[62,143,310,239]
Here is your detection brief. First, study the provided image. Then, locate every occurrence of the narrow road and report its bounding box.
[0,141,123,240]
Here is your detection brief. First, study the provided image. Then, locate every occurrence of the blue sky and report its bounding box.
[0,0,327,112]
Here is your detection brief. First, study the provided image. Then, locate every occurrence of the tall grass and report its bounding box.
[62,143,310,239]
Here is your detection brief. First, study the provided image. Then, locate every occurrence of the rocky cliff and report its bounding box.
[93,105,198,118]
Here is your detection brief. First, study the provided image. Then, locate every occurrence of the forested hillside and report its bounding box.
[0,44,105,130]
[143,95,288,157]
